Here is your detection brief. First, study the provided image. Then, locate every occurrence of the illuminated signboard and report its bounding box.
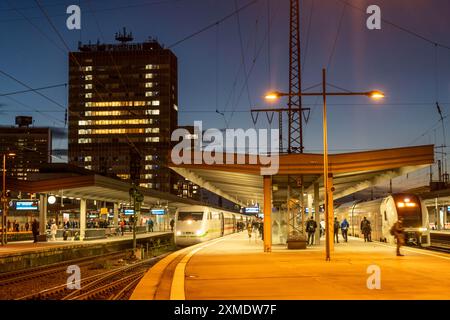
[15,201,39,210]
[245,207,259,214]
[151,209,165,215]
[124,209,134,215]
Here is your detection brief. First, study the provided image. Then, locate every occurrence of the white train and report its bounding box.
[334,193,430,246]
[174,205,253,246]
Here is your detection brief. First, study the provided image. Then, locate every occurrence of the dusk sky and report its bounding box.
[0,0,449,165]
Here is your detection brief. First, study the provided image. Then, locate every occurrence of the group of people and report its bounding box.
[247,220,264,241]
[304,215,406,256]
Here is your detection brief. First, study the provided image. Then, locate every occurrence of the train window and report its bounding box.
[384,211,387,221]
[178,212,203,221]
[208,212,212,220]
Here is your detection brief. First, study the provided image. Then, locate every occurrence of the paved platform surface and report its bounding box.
[132,232,450,300]
[0,232,171,256]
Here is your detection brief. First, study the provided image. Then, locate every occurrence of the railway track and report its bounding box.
[16,252,171,300]
[0,251,127,287]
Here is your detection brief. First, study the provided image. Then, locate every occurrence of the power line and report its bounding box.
[0,83,67,97]
[0,69,66,110]
[168,0,259,48]
[337,0,450,51]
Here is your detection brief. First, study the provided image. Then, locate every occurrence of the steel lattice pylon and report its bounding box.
[288,0,303,154]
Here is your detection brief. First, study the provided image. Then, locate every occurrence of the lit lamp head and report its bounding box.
[7,153,16,157]
[264,91,281,102]
[48,195,56,205]
[368,90,385,100]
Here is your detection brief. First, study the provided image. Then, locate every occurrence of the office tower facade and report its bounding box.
[68,32,178,192]
[0,116,52,180]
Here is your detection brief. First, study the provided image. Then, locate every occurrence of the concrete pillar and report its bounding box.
[113,203,119,227]
[39,194,47,236]
[263,175,272,253]
[80,198,86,241]
[314,183,320,244]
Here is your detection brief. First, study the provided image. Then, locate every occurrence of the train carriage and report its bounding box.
[334,193,430,246]
[174,205,251,246]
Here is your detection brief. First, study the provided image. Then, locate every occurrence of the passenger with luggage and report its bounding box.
[340,218,349,242]
[333,217,340,243]
[305,216,317,245]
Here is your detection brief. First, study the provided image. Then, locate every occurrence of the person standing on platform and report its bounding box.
[320,219,325,238]
[170,219,175,232]
[50,221,58,241]
[25,221,29,232]
[340,218,349,242]
[31,219,39,243]
[391,217,405,256]
[360,217,371,242]
[333,218,340,243]
[120,219,125,236]
[258,221,264,240]
[306,216,317,245]
[148,218,154,232]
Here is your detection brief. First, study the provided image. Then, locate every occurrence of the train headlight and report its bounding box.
[418,227,427,232]
[176,231,181,236]
[196,230,202,236]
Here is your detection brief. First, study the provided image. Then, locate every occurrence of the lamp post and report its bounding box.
[265,68,384,260]
[2,152,16,245]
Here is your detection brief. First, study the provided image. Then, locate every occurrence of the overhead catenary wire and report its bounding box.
[0,83,67,97]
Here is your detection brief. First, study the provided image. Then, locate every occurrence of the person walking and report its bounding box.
[170,219,175,232]
[31,219,39,243]
[247,223,253,242]
[119,219,125,236]
[25,221,29,232]
[258,221,264,241]
[305,216,317,245]
[340,218,349,242]
[333,217,340,243]
[391,217,405,256]
[320,219,325,238]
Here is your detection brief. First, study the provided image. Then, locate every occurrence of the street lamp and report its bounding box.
[265,68,384,261]
[2,152,16,245]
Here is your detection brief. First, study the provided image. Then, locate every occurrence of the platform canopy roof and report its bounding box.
[169,145,434,207]
[7,169,200,209]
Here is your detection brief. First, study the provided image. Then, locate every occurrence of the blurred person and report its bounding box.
[31,219,39,243]
[391,217,405,256]
[50,221,58,241]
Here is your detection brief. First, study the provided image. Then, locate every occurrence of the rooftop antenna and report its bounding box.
[115,27,133,44]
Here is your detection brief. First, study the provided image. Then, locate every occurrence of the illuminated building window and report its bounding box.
[145,73,154,79]
[85,102,92,107]
[173,104,178,111]
[85,75,93,81]
[145,137,160,143]
[145,155,153,161]
[85,165,92,170]
[145,110,160,115]
[85,93,92,99]
[78,120,88,126]
[78,138,92,144]
[145,91,155,97]
[117,174,130,179]
[85,84,92,90]
[84,101,146,107]
[145,64,159,70]
[144,174,153,179]
[145,82,154,88]
[152,100,160,106]
[78,129,92,135]
[84,66,93,71]
[84,156,92,162]
[145,128,159,133]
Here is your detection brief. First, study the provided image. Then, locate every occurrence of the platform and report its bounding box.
[131,232,450,300]
[0,232,173,273]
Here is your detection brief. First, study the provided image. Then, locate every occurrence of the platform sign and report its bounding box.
[244,207,259,214]
[124,209,134,215]
[151,208,165,215]
[15,200,39,210]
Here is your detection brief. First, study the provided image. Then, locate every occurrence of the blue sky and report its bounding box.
[0,0,449,167]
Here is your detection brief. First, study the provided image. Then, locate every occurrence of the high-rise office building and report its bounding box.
[0,116,52,180]
[68,30,178,192]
